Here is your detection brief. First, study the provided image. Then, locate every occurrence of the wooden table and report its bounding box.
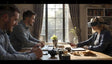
[70,50,112,60]
[19,43,112,60]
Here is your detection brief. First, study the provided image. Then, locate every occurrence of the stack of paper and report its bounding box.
[71,47,85,51]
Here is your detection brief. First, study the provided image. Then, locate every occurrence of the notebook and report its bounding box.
[71,47,85,51]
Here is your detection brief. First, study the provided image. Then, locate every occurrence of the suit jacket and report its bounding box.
[0,29,37,60]
[10,21,40,51]
[77,29,112,56]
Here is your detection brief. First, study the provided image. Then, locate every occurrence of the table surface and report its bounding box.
[19,43,112,60]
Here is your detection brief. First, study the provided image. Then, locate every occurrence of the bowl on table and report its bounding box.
[48,49,57,58]
[65,47,71,52]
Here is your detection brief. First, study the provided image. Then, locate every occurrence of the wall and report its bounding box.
[79,4,112,41]
[15,4,34,33]
[80,4,88,41]
[15,4,34,21]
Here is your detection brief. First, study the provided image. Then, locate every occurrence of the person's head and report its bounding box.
[23,10,36,26]
[0,4,20,32]
[88,16,107,32]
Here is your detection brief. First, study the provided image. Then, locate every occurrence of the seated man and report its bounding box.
[10,10,45,51]
[0,4,43,60]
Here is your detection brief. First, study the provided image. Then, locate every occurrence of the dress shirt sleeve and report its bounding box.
[0,45,37,60]
[6,34,29,54]
[13,25,37,47]
[0,34,37,60]
[29,33,40,43]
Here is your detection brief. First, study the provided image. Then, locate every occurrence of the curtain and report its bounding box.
[33,4,44,39]
[69,4,81,42]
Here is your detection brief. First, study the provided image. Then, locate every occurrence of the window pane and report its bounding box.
[41,4,70,42]
[48,19,55,29]
[65,4,69,8]
[48,4,55,8]
[56,29,63,42]
[43,4,46,18]
[65,4,69,42]
[48,9,55,18]
[56,4,62,8]
[56,19,63,29]
[56,9,63,18]
[65,9,68,19]
[48,29,55,42]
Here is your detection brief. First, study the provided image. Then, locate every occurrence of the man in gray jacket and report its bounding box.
[10,10,45,51]
[0,4,43,60]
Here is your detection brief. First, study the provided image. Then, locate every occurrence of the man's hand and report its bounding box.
[39,41,45,48]
[33,41,45,48]
[34,43,41,47]
[31,47,43,59]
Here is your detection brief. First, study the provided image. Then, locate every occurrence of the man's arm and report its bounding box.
[29,33,40,43]
[0,44,37,60]
[29,31,45,48]
[13,25,37,47]
[6,33,30,54]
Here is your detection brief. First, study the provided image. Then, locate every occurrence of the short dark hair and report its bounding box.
[0,4,20,17]
[23,10,35,20]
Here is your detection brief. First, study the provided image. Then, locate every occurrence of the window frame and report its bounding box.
[44,4,66,42]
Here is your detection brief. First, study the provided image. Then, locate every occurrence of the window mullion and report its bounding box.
[46,4,48,42]
[63,4,65,42]
[55,5,56,35]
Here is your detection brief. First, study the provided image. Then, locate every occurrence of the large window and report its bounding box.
[41,4,70,43]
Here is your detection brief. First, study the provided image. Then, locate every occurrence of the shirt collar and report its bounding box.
[0,29,6,34]
[20,20,29,29]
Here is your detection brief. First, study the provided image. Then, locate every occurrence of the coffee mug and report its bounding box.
[61,54,70,60]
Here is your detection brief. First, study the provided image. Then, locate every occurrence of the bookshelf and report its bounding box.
[87,8,112,38]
